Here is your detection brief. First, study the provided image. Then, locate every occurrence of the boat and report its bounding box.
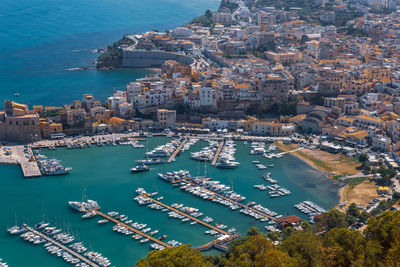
[82,211,96,219]
[130,163,150,173]
[215,159,239,169]
[137,158,164,165]
[98,219,109,224]
[14,93,20,97]
[159,235,167,240]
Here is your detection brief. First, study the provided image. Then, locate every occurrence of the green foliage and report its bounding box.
[136,211,400,267]
[315,208,347,232]
[267,231,281,241]
[97,35,134,68]
[322,227,368,266]
[190,10,213,26]
[42,109,60,118]
[358,153,368,163]
[281,232,324,266]
[364,211,400,265]
[226,235,297,267]
[309,95,325,106]
[247,226,260,236]
[347,177,366,187]
[378,167,396,185]
[136,244,210,267]
[370,198,398,217]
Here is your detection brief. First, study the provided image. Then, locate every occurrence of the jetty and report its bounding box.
[211,141,224,166]
[25,226,99,267]
[140,195,227,234]
[180,179,276,221]
[1,146,41,178]
[167,139,187,163]
[92,210,171,248]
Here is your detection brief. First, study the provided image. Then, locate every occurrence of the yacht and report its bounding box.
[82,211,96,219]
[130,163,150,173]
[215,160,239,169]
[97,219,109,224]
[7,225,27,235]
[137,158,164,165]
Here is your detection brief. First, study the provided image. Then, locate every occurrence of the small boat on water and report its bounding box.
[98,219,109,224]
[131,163,149,173]
[159,235,167,240]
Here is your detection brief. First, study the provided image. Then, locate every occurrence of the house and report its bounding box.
[157,109,176,128]
[276,215,302,229]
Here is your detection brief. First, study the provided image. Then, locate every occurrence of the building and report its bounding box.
[212,12,232,25]
[252,121,296,136]
[354,115,384,130]
[265,51,301,64]
[199,87,214,106]
[276,215,302,229]
[372,135,391,152]
[157,109,176,128]
[0,100,41,142]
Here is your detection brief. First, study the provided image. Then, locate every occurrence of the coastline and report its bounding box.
[274,142,350,207]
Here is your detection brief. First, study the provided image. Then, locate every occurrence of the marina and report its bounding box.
[135,193,229,235]
[21,225,101,267]
[0,137,339,265]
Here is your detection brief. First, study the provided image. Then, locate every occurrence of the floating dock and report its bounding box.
[140,195,227,234]
[25,226,99,267]
[211,141,224,166]
[92,210,171,248]
[167,139,187,163]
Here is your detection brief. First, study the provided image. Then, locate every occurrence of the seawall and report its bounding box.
[122,49,194,68]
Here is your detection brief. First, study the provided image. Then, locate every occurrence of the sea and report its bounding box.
[0,137,339,266]
[0,0,219,107]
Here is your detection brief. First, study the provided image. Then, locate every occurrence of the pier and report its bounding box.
[140,195,227,234]
[24,226,99,267]
[1,146,42,178]
[92,210,171,248]
[167,139,187,163]
[178,179,276,221]
[211,141,224,166]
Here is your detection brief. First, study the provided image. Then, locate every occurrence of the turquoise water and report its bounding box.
[0,137,339,266]
[0,0,219,106]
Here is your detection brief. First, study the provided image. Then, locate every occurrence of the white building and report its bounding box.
[200,87,213,106]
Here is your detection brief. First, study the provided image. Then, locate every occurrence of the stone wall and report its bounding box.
[122,49,194,68]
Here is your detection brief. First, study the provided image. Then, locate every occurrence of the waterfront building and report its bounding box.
[157,109,176,128]
[0,100,41,142]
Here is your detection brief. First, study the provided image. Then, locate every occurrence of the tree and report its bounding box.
[247,226,260,236]
[322,227,368,266]
[315,208,347,232]
[267,231,281,241]
[281,232,324,266]
[347,203,360,217]
[358,153,368,163]
[136,244,211,267]
[378,167,396,186]
[205,9,212,19]
[364,211,400,265]
[226,235,297,267]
